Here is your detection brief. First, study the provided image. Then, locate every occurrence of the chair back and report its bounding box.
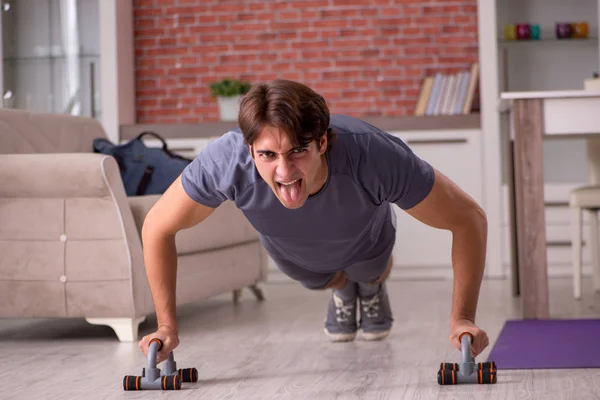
[586,137,600,185]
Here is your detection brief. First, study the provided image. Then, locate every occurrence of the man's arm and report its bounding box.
[141,175,216,332]
[403,168,489,354]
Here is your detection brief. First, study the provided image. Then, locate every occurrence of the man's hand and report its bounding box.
[449,319,489,357]
[139,325,180,364]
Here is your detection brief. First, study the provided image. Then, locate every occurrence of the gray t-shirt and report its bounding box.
[181,114,435,273]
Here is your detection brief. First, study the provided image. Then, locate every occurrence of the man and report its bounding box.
[139,79,489,364]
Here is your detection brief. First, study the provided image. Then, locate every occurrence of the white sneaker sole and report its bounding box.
[323,328,357,342]
[359,328,390,341]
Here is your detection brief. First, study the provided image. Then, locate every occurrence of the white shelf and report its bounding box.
[498,38,598,44]
[501,89,600,99]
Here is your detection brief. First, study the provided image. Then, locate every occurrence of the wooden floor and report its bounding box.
[1,277,600,399]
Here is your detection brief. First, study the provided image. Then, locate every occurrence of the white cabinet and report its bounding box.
[388,129,483,278]
[0,0,134,142]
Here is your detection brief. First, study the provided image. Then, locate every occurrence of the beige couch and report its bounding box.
[0,109,268,341]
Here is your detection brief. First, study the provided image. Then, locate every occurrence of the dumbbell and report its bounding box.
[437,332,497,385]
[123,338,198,390]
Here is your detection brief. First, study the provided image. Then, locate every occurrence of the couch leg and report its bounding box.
[249,284,265,302]
[232,289,242,304]
[232,285,265,304]
[85,317,146,342]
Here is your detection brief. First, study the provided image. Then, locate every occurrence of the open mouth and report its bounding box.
[277,179,301,187]
[277,179,303,204]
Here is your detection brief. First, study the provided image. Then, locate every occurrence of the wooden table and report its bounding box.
[501,90,600,319]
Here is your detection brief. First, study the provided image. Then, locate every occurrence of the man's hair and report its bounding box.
[238,79,335,153]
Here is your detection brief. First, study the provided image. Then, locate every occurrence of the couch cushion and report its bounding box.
[0,281,66,317]
[176,242,264,305]
[128,196,259,254]
[0,108,106,154]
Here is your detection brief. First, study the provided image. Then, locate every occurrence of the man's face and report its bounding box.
[250,125,328,209]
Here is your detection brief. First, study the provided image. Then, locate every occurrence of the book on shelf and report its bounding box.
[413,63,479,116]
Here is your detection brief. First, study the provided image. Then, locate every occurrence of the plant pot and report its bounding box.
[217,95,242,121]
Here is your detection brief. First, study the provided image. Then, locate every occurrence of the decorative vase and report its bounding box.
[571,22,589,38]
[556,23,572,39]
[505,24,516,40]
[530,24,540,40]
[516,23,531,40]
[217,95,242,121]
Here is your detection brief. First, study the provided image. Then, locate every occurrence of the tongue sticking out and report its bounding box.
[279,180,302,205]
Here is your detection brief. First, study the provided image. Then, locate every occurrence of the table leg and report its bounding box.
[512,98,549,319]
[508,139,520,297]
[502,106,520,297]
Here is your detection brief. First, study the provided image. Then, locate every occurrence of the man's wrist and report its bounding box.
[157,322,178,333]
[450,314,475,326]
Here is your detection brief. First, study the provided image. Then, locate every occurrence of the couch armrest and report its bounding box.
[0,153,154,318]
[0,153,122,198]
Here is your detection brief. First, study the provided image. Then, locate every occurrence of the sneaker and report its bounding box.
[357,282,393,341]
[324,283,358,342]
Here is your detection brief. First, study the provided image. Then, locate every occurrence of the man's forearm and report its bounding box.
[450,207,488,323]
[142,230,179,331]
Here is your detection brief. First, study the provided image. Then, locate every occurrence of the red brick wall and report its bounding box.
[133,0,479,123]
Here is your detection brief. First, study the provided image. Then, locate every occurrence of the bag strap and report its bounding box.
[135,131,168,150]
[134,130,193,163]
[136,165,154,196]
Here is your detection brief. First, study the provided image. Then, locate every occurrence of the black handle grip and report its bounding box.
[477,368,497,384]
[440,361,497,371]
[179,368,199,383]
[477,361,497,371]
[439,362,458,371]
[162,375,182,390]
[123,375,142,390]
[437,369,458,385]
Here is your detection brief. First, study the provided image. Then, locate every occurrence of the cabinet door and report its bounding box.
[389,129,482,273]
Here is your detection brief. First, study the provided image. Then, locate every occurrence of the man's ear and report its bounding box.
[318,133,328,155]
[249,144,254,159]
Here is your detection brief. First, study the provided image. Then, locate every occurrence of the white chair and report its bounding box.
[570,137,600,299]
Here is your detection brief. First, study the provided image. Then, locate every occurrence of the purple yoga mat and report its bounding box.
[487,319,600,369]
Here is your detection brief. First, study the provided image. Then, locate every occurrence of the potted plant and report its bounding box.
[210,78,251,121]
